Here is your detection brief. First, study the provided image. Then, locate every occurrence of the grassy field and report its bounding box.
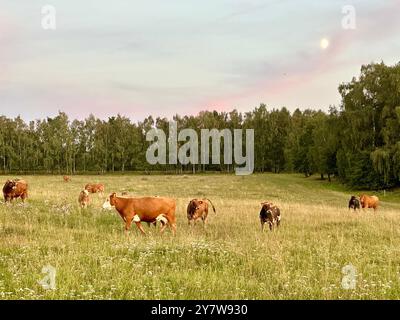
[0,173,400,300]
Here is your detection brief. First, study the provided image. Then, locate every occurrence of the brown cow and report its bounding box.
[3,179,28,203]
[360,195,379,212]
[85,183,105,194]
[63,175,71,182]
[187,198,216,227]
[119,193,157,228]
[120,192,156,227]
[78,189,90,208]
[259,202,281,231]
[102,193,177,235]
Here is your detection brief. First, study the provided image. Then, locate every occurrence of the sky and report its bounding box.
[1,0,399,122]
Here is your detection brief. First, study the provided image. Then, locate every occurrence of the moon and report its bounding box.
[320,38,330,50]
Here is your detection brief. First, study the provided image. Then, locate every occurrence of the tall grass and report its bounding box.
[0,174,399,299]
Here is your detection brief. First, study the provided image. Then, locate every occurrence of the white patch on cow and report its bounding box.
[102,200,113,210]
[156,214,168,225]
[83,190,89,196]
[133,215,141,222]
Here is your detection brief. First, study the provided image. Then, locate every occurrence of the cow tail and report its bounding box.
[206,199,216,214]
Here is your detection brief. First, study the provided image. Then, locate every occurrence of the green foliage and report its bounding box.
[338,150,386,189]
[337,62,400,189]
[1,62,400,189]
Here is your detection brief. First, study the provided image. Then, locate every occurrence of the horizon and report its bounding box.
[1,1,399,122]
[2,104,332,123]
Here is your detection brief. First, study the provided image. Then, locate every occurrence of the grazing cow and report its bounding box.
[85,183,105,194]
[360,195,380,212]
[348,196,361,211]
[119,192,156,227]
[259,202,281,231]
[102,193,177,235]
[3,179,28,203]
[63,175,71,182]
[186,198,216,227]
[78,189,90,208]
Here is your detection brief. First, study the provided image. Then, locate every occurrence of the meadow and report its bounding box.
[0,173,400,300]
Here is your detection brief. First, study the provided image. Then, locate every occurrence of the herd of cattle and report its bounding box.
[2,177,382,235]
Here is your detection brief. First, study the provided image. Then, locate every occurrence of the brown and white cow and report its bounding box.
[102,193,177,235]
[63,175,71,182]
[360,195,379,212]
[259,201,281,231]
[3,179,28,203]
[187,198,216,227]
[85,183,105,194]
[78,189,90,208]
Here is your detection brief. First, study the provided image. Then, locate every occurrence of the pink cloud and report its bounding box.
[191,0,400,114]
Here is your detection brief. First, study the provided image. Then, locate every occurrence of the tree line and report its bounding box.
[1,62,399,189]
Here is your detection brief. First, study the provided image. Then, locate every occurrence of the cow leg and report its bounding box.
[188,219,195,228]
[269,222,273,231]
[260,218,265,232]
[124,217,134,236]
[159,221,168,234]
[203,209,208,228]
[159,225,167,234]
[163,214,176,236]
[202,217,207,228]
[134,221,146,235]
[168,222,177,236]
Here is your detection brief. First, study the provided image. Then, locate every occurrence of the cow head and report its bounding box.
[359,195,366,206]
[83,189,89,197]
[190,199,204,211]
[4,180,17,192]
[261,202,272,210]
[195,200,204,210]
[102,192,117,210]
